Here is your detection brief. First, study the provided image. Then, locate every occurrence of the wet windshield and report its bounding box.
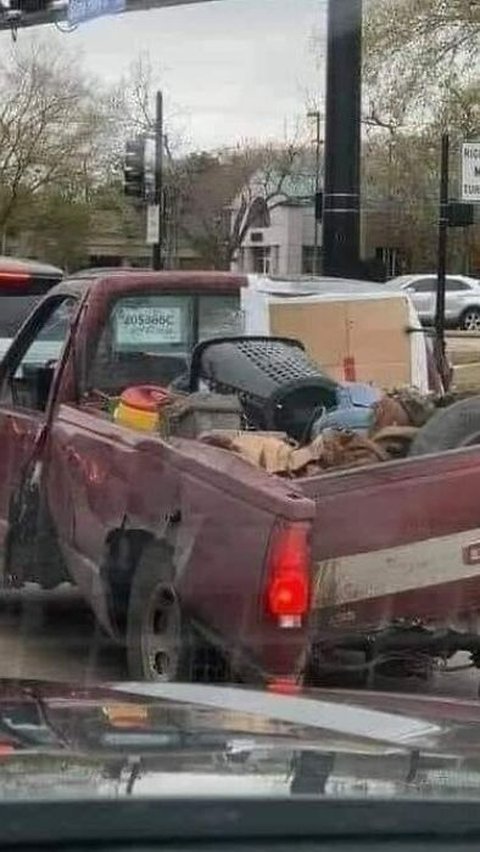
[3,0,480,822]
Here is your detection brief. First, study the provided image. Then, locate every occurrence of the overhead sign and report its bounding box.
[67,0,126,25]
[461,142,480,202]
[146,204,160,245]
[0,1,225,33]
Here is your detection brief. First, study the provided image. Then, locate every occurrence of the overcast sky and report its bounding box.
[2,0,326,151]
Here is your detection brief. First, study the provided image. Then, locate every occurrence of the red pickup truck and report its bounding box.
[1,268,480,688]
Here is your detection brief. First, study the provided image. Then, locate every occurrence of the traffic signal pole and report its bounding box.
[152,90,164,271]
[434,132,450,387]
[323,0,362,277]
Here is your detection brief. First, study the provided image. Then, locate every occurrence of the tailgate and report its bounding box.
[296,447,480,633]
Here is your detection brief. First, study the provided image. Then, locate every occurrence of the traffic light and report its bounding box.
[123,136,146,200]
[314,191,323,221]
[447,201,475,228]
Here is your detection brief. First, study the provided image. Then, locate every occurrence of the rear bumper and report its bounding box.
[232,630,310,686]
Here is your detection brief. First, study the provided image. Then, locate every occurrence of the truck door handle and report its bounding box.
[65,447,82,467]
[64,447,103,484]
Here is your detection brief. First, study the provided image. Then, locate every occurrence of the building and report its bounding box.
[230,164,321,277]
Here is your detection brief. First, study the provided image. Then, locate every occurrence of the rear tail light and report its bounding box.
[0,271,31,284]
[265,522,311,626]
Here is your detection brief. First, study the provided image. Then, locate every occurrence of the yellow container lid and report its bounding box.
[114,400,159,432]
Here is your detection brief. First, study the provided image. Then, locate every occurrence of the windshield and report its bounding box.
[3,0,480,824]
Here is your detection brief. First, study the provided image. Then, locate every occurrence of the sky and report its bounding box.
[1,0,326,151]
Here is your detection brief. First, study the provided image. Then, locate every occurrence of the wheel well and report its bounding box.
[460,304,480,321]
[102,529,155,635]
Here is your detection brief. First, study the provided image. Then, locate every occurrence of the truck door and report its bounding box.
[0,296,77,581]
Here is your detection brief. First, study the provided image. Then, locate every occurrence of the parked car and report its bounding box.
[387,273,480,330]
[0,256,63,362]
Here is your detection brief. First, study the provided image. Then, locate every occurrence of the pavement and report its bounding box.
[0,583,477,701]
[448,334,480,389]
[0,584,125,685]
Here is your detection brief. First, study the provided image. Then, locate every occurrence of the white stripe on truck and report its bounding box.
[313,527,480,609]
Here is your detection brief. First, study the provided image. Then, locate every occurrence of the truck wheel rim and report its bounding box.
[143,584,181,680]
[463,311,480,331]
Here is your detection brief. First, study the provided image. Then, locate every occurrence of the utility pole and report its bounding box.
[323,0,362,278]
[152,90,163,270]
[307,110,321,274]
[434,132,449,383]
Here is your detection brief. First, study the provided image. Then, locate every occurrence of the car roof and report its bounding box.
[254,274,395,297]
[388,273,480,287]
[0,255,62,276]
[0,255,63,292]
[69,266,137,279]
[46,269,249,302]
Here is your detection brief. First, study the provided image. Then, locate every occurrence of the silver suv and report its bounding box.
[388,274,480,330]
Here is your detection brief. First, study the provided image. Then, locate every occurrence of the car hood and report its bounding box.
[0,679,480,800]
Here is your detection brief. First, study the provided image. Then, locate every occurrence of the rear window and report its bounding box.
[112,294,192,353]
[199,295,242,340]
[0,295,44,338]
[89,292,242,395]
[107,292,242,357]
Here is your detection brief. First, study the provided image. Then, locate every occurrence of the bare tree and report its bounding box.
[364,0,480,118]
[175,140,305,270]
[362,75,480,274]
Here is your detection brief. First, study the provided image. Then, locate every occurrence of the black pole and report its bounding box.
[434,132,449,382]
[152,90,163,271]
[323,0,362,278]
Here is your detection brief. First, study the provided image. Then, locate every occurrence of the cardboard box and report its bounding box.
[268,295,412,389]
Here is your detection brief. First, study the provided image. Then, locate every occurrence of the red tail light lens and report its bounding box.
[0,271,31,284]
[265,523,310,619]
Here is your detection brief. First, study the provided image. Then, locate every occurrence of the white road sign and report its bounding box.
[462,142,480,202]
[146,204,160,245]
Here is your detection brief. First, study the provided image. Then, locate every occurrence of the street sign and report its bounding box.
[67,0,126,25]
[461,142,480,202]
[146,204,160,245]
[2,0,220,31]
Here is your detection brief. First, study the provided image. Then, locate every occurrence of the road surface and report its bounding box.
[0,584,125,684]
[0,584,478,699]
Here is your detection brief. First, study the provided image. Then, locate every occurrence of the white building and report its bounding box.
[230,166,321,276]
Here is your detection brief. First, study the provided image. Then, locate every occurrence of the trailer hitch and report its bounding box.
[309,624,480,683]
[333,625,480,659]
